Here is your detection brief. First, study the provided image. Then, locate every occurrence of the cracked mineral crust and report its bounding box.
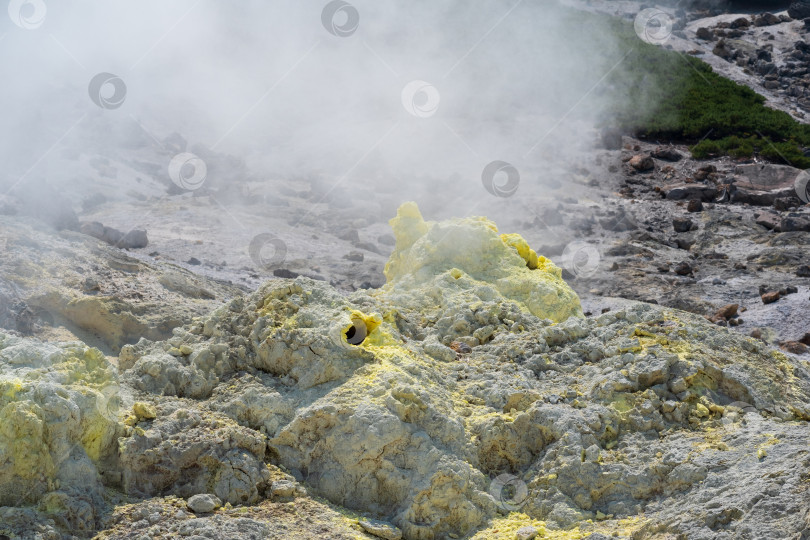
[1,202,809,539]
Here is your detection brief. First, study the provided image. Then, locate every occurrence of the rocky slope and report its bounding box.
[1,203,808,539]
[0,214,247,356]
[2,2,810,539]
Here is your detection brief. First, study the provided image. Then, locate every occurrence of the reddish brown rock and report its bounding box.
[716,304,739,320]
[780,341,808,354]
[687,199,703,212]
[761,291,780,304]
[629,155,655,172]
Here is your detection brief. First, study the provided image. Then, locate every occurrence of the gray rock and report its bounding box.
[779,216,810,232]
[269,480,296,498]
[343,250,364,262]
[696,27,714,40]
[187,494,222,514]
[651,146,683,162]
[665,184,718,201]
[515,525,539,540]
[789,1,810,20]
[359,519,402,540]
[80,221,148,249]
[2,207,810,540]
[673,217,694,233]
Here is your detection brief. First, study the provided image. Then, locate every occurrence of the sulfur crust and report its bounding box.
[382,202,583,323]
[4,202,810,538]
[471,513,646,539]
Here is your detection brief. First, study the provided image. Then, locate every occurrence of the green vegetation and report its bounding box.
[602,16,810,168]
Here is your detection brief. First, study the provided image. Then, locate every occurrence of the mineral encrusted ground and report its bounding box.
[1,203,809,539]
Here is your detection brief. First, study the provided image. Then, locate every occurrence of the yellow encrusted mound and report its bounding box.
[383,202,582,323]
[0,338,122,507]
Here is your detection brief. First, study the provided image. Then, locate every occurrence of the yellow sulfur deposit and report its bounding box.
[382,202,582,323]
[133,402,157,421]
[4,201,810,540]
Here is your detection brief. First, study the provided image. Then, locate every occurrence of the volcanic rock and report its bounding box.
[651,147,683,162]
[674,261,693,275]
[729,17,750,29]
[360,519,403,540]
[761,291,781,304]
[779,216,810,232]
[754,13,781,26]
[664,184,718,201]
[781,341,808,354]
[714,304,739,321]
[629,155,654,172]
[789,1,810,20]
[686,199,703,212]
[80,221,148,249]
[696,27,714,40]
[187,494,222,514]
[2,204,810,539]
[673,217,694,233]
[754,211,780,230]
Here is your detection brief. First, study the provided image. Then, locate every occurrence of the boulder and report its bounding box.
[80,221,148,249]
[754,13,781,26]
[778,216,810,232]
[696,27,714,40]
[186,494,222,514]
[729,17,750,29]
[673,217,694,233]
[651,146,683,162]
[629,155,654,172]
[359,519,403,540]
[664,183,718,202]
[761,291,780,304]
[789,1,810,20]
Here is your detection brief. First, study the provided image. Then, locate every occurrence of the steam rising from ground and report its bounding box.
[0,0,636,209]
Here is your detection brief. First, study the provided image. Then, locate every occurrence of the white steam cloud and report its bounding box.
[1,0,634,224]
